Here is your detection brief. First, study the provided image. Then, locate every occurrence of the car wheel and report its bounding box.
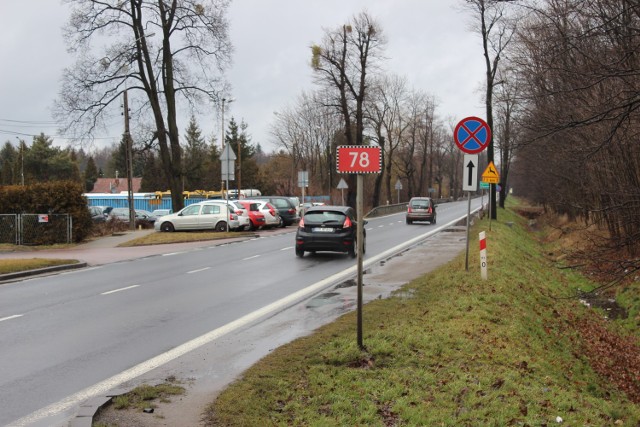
[215,221,228,232]
[295,247,304,257]
[349,238,357,258]
[433,216,436,224]
[160,222,174,232]
[248,221,256,231]
[277,217,283,228]
[406,218,412,225]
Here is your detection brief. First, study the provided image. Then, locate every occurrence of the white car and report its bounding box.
[253,200,282,229]
[201,199,250,231]
[154,201,239,232]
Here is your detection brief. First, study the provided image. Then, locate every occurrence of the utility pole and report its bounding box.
[123,90,135,230]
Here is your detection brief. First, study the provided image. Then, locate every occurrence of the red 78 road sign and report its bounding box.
[336,146,382,174]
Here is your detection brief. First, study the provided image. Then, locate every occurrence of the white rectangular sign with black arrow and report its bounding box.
[463,154,478,192]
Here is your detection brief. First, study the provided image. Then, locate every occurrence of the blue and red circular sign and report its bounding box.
[454,116,491,154]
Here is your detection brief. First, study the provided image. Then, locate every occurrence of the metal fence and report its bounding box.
[0,214,72,245]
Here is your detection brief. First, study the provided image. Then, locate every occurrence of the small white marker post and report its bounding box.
[479,231,488,280]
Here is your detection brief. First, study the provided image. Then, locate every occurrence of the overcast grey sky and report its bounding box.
[0,0,486,153]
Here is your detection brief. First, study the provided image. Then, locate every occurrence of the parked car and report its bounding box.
[108,208,156,228]
[288,196,301,216]
[252,196,299,227]
[253,200,282,229]
[406,197,437,225]
[227,200,252,231]
[151,209,172,218]
[89,206,107,223]
[196,200,248,231]
[236,200,266,231]
[154,202,238,232]
[295,205,365,258]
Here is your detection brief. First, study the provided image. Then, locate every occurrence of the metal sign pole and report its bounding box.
[356,173,364,350]
[465,191,471,271]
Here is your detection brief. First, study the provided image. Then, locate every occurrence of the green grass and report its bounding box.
[204,199,640,426]
[109,381,185,411]
[0,258,79,274]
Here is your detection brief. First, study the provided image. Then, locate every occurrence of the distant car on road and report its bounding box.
[154,202,238,232]
[406,197,437,225]
[295,205,365,258]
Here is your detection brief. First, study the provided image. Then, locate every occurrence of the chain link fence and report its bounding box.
[0,214,72,245]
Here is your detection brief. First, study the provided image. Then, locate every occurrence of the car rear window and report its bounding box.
[271,199,289,208]
[304,211,346,223]
[410,200,430,209]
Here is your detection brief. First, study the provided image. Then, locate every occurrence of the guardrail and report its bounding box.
[366,203,408,218]
[366,198,453,218]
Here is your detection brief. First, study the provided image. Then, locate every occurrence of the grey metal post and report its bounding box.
[356,174,364,349]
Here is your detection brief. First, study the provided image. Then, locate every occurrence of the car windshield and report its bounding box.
[304,211,346,224]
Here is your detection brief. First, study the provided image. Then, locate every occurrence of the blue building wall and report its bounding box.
[85,193,176,212]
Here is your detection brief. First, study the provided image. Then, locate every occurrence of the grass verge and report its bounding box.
[117,230,255,247]
[0,258,79,274]
[204,199,640,426]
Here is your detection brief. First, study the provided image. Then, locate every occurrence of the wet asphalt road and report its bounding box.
[0,200,482,426]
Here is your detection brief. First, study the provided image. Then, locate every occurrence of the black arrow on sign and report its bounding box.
[466,160,475,187]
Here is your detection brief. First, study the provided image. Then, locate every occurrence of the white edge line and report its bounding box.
[100,285,139,295]
[11,208,479,427]
[0,314,23,322]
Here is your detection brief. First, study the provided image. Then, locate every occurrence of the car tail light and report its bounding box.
[288,208,295,214]
[427,207,432,213]
[343,216,352,229]
[407,207,413,213]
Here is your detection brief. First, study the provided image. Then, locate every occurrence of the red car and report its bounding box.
[237,200,266,230]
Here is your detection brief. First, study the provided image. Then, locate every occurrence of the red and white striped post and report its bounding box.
[479,231,488,280]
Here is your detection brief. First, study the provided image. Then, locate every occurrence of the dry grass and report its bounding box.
[117,230,255,247]
[0,258,79,274]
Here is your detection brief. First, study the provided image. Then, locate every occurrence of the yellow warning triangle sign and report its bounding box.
[481,161,500,184]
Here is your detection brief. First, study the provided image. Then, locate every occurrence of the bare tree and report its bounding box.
[366,74,412,205]
[311,11,386,207]
[463,0,516,219]
[55,0,233,211]
[509,0,640,286]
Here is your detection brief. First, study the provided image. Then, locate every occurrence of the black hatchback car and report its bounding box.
[295,205,365,258]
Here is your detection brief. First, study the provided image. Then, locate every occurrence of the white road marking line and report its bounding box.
[0,314,23,322]
[162,252,182,257]
[281,246,293,251]
[187,267,211,274]
[101,285,140,295]
[242,255,259,261]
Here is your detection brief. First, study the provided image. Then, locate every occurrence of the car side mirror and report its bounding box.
[363,220,368,225]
